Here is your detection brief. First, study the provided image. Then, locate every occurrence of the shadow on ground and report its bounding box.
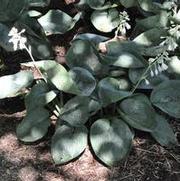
[0,104,180,181]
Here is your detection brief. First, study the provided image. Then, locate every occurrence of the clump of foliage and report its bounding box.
[0,0,180,166]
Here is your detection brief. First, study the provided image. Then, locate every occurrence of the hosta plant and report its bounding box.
[0,0,179,167]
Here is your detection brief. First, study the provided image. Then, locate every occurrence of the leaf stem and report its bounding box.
[24,45,46,82]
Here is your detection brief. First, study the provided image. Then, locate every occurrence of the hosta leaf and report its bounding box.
[115,77,132,91]
[51,125,87,164]
[150,80,180,118]
[97,77,131,107]
[87,0,105,8]
[38,10,81,35]
[87,1,117,10]
[151,114,178,147]
[119,0,137,8]
[22,60,79,94]
[140,44,168,57]
[73,33,108,45]
[133,28,167,46]
[27,35,53,59]
[60,97,90,126]
[0,71,33,99]
[136,11,169,31]
[17,107,50,142]
[23,61,96,96]
[100,41,146,68]
[66,39,108,76]
[25,81,57,111]
[74,0,89,10]
[91,9,119,33]
[0,23,15,52]
[109,68,127,77]
[138,0,160,13]
[28,0,50,7]
[168,56,180,75]
[69,67,96,96]
[90,118,134,166]
[60,96,101,126]
[17,14,53,59]
[129,68,169,89]
[118,94,157,132]
[0,0,27,22]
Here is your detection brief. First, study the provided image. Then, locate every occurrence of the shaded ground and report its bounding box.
[0,99,180,181]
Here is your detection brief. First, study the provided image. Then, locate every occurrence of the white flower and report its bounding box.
[155,68,159,76]
[118,11,131,35]
[144,79,150,85]
[157,64,163,72]
[150,69,154,77]
[8,27,27,51]
[161,62,168,71]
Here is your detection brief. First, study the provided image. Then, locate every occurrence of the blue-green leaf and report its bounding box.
[17,107,50,142]
[0,71,34,99]
[25,81,57,111]
[51,125,87,164]
[151,80,180,118]
[151,114,178,147]
[38,10,81,35]
[90,118,134,166]
[118,94,157,132]
[97,77,131,107]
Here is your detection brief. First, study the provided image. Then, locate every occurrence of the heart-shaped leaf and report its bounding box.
[69,67,96,96]
[133,28,167,46]
[17,14,53,59]
[66,39,108,76]
[23,61,96,96]
[135,11,169,31]
[90,118,134,166]
[129,68,169,89]
[100,41,146,68]
[25,81,57,111]
[22,60,78,94]
[118,94,157,132]
[138,0,160,13]
[97,77,131,107]
[91,9,119,33]
[17,107,50,142]
[151,114,178,147]
[60,96,101,126]
[0,71,34,99]
[151,80,180,118]
[51,125,87,164]
[38,10,81,35]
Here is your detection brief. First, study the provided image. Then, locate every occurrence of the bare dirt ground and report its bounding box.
[0,98,180,181]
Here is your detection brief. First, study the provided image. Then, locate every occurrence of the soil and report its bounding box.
[0,98,180,181]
